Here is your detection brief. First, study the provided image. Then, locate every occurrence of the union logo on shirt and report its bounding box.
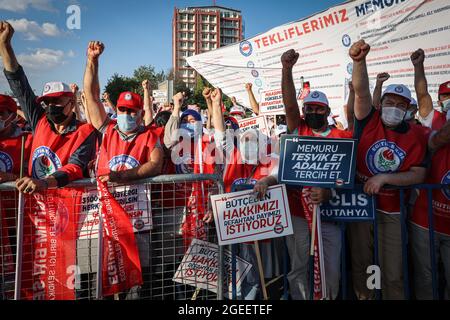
[32,146,62,179]
[366,139,406,175]
[441,170,450,201]
[0,151,13,173]
[109,154,140,171]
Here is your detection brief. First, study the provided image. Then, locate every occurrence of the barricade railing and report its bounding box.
[0,174,225,301]
[227,183,448,300]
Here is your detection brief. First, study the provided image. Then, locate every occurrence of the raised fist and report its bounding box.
[245,83,252,91]
[281,49,299,69]
[87,41,104,60]
[210,88,222,105]
[0,21,14,46]
[349,40,370,62]
[142,79,150,91]
[173,92,184,105]
[102,92,110,101]
[202,87,212,99]
[410,49,425,66]
[70,83,79,94]
[231,96,237,105]
[376,72,390,83]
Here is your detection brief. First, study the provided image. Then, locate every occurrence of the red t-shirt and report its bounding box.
[432,110,447,131]
[355,109,429,214]
[411,144,450,235]
[0,130,32,175]
[96,121,159,176]
[288,120,353,218]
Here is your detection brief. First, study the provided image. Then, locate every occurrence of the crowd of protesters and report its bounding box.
[0,20,449,300]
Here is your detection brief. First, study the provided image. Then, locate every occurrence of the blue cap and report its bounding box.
[181,109,202,122]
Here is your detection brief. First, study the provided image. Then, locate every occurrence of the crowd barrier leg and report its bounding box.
[373,198,381,300]
[13,192,24,300]
[400,190,410,299]
[282,237,289,300]
[95,211,103,300]
[231,244,237,300]
[426,188,439,300]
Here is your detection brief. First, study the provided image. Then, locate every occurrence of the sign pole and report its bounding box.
[254,240,268,300]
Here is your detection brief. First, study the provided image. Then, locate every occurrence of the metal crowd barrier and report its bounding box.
[227,183,448,300]
[0,174,225,300]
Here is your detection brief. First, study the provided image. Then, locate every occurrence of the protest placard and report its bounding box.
[279,135,357,188]
[238,115,269,135]
[172,239,252,297]
[320,189,375,222]
[210,184,293,245]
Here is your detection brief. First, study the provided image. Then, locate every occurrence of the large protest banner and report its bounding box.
[77,184,153,239]
[210,185,293,245]
[279,135,357,188]
[172,239,252,297]
[187,0,450,122]
[320,189,375,222]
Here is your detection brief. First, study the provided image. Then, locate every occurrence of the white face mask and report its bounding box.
[381,107,406,127]
[240,140,259,165]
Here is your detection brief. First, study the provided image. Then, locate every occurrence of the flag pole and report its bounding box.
[308,204,318,300]
[254,240,268,300]
[14,135,25,300]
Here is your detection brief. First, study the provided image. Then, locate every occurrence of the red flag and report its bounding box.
[300,187,325,300]
[97,179,142,296]
[21,189,78,300]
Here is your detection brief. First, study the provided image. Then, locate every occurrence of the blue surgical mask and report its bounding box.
[117,113,138,132]
[180,123,196,138]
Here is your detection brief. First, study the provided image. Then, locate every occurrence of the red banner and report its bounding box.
[97,180,142,296]
[21,189,79,300]
[300,187,324,300]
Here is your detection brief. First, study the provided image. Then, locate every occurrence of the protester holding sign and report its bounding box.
[348,40,428,300]
[412,49,449,130]
[409,120,450,299]
[280,48,352,300]
[83,40,164,298]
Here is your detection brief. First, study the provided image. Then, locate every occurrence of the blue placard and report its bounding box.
[279,135,357,189]
[320,189,375,222]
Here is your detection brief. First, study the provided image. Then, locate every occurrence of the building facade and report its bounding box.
[172,5,244,89]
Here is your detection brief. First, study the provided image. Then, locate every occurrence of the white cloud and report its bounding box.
[17,48,71,70]
[0,0,55,12]
[7,19,61,41]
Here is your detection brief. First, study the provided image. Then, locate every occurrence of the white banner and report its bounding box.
[210,184,293,245]
[77,184,153,239]
[172,239,252,297]
[187,0,450,119]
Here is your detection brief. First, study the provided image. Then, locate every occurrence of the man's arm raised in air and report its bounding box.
[411,49,434,119]
[281,49,301,133]
[349,40,372,121]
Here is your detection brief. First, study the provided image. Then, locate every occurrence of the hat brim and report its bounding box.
[303,102,329,108]
[36,92,74,104]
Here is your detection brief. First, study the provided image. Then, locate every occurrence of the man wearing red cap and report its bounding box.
[280,49,353,300]
[0,21,97,193]
[0,94,31,182]
[411,49,450,130]
[349,40,429,300]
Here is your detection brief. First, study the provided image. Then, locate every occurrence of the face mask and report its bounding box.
[47,105,69,124]
[117,113,139,132]
[381,107,406,127]
[442,99,450,113]
[240,140,259,165]
[404,108,417,121]
[305,113,327,130]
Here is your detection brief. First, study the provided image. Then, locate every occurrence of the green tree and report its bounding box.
[104,73,139,106]
[133,65,166,95]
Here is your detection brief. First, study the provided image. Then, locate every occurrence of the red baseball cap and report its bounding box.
[438,81,450,96]
[116,92,143,111]
[0,94,18,113]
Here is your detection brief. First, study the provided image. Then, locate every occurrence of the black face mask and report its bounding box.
[47,105,69,124]
[305,113,327,130]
